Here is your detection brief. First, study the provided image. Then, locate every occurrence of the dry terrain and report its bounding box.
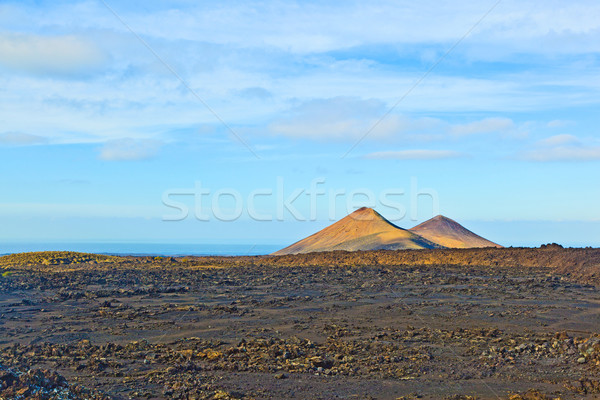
[272,208,441,255]
[409,215,501,249]
[1,247,600,399]
[272,208,502,255]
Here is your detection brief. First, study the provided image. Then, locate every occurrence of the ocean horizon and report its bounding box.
[0,242,282,257]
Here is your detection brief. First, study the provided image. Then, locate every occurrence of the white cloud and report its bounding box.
[365,150,464,160]
[102,1,600,56]
[450,117,515,136]
[522,146,600,162]
[269,97,530,144]
[522,134,600,161]
[537,134,580,146]
[269,97,393,140]
[0,1,597,150]
[547,120,571,128]
[99,138,162,161]
[0,131,47,145]
[5,1,600,66]
[0,33,107,77]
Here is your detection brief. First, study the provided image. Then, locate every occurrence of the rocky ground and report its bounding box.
[1,249,600,399]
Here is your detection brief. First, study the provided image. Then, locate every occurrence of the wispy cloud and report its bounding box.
[270,100,521,143]
[522,135,600,161]
[0,1,597,155]
[450,117,515,136]
[0,131,47,146]
[98,138,162,161]
[269,97,394,140]
[73,1,600,56]
[0,33,107,77]
[537,134,579,147]
[522,146,600,162]
[364,150,464,160]
[547,120,572,129]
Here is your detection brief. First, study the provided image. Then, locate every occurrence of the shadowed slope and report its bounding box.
[409,215,502,248]
[272,207,441,255]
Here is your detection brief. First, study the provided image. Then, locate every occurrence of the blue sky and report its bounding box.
[1,0,599,247]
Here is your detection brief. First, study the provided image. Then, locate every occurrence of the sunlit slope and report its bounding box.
[410,215,502,249]
[272,207,441,255]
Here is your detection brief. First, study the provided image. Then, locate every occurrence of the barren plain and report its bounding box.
[1,247,600,399]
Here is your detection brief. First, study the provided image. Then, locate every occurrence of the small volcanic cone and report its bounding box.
[272,207,441,255]
[409,215,502,249]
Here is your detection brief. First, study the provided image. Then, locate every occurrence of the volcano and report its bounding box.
[409,215,502,249]
[272,207,441,255]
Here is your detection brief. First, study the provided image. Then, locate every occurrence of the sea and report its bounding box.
[0,242,282,257]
